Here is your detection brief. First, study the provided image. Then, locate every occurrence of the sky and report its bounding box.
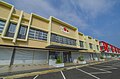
[3,0,120,48]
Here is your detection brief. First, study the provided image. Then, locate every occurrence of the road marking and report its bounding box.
[76,68,100,79]
[90,71,112,74]
[60,71,66,79]
[112,62,120,67]
[92,65,118,70]
[94,65,113,67]
[33,75,39,79]
[88,66,111,72]
[103,67,117,70]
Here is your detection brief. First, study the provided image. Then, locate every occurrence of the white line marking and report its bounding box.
[103,68,117,70]
[92,65,118,70]
[60,71,66,79]
[76,68,100,79]
[94,65,113,67]
[90,71,112,74]
[112,63,120,67]
[33,75,39,79]
[88,67,111,72]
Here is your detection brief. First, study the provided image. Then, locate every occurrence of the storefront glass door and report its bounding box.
[63,52,72,63]
[49,51,72,63]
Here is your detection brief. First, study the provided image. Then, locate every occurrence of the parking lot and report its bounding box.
[15,60,120,79]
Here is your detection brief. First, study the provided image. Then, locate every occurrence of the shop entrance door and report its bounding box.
[63,52,72,63]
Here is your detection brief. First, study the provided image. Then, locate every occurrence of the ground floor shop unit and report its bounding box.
[0,46,49,66]
[81,53,100,61]
[0,46,101,66]
[101,52,120,59]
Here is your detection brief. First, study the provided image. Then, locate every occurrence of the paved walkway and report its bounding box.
[0,60,102,77]
[0,63,77,74]
[13,60,120,79]
[1,58,118,78]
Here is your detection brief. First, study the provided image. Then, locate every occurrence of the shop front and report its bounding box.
[47,45,86,66]
[49,51,72,65]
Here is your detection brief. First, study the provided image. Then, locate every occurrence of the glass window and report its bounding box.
[35,30,39,39]
[18,25,27,39]
[67,38,69,45]
[28,28,47,41]
[56,35,59,42]
[29,29,36,38]
[38,31,47,40]
[67,39,71,45]
[80,41,84,48]
[63,37,67,44]
[0,20,5,33]
[70,39,73,45]
[89,43,93,49]
[6,23,16,37]
[73,40,76,46]
[51,33,76,46]
[51,34,56,42]
[57,36,60,43]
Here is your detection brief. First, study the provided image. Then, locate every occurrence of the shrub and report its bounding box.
[100,56,104,59]
[78,55,84,61]
[56,56,62,64]
[111,54,114,57]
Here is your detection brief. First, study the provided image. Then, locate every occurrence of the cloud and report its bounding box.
[10,0,57,17]
[72,0,117,18]
[7,0,89,30]
[4,0,118,36]
[91,29,104,37]
[4,0,120,47]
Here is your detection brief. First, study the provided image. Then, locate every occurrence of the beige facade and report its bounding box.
[0,1,101,53]
[0,1,103,67]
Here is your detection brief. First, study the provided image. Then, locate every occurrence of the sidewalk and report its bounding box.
[0,64,54,77]
[0,60,105,78]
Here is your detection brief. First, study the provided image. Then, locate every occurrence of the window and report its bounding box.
[0,20,5,33]
[18,25,27,39]
[57,36,63,43]
[63,37,67,44]
[80,41,84,48]
[28,29,35,39]
[70,39,76,46]
[38,31,47,40]
[6,23,16,37]
[51,34,57,42]
[89,43,93,49]
[67,38,70,45]
[28,28,47,41]
[51,33,76,46]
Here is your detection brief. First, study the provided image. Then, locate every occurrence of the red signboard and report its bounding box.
[99,41,120,54]
[60,26,69,33]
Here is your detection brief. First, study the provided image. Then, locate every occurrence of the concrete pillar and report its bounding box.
[13,11,23,43]
[76,29,80,48]
[1,6,14,37]
[47,16,52,45]
[25,13,33,41]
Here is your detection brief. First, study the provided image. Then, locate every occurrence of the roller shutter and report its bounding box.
[33,50,48,64]
[0,47,13,65]
[14,48,48,65]
[14,49,34,64]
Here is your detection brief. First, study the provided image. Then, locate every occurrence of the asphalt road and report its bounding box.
[15,60,120,79]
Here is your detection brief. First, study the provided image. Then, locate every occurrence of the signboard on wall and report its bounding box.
[60,26,69,33]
